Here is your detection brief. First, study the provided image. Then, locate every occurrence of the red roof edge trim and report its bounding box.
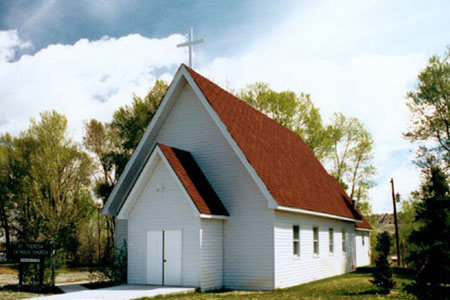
[356,214,373,230]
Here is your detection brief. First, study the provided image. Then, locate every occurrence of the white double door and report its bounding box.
[147,230,182,286]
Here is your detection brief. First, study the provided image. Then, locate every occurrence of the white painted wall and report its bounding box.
[355,231,371,267]
[156,84,275,290]
[274,211,356,288]
[200,219,223,291]
[115,219,128,250]
[127,157,200,287]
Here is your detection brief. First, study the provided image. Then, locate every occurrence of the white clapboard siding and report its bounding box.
[355,231,371,267]
[274,211,356,288]
[200,219,223,291]
[156,84,275,290]
[115,219,128,250]
[127,158,200,287]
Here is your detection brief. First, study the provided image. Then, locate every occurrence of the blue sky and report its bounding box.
[0,0,292,60]
[1,0,449,212]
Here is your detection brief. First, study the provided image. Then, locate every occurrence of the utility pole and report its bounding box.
[390,178,401,266]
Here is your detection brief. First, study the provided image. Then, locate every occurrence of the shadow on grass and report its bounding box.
[202,288,231,294]
[357,266,415,275]
[0,284,62,295]
[81,281,118,290]
[344,288,384,296]
[356,266,415,282]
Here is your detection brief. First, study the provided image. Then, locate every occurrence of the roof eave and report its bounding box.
[356,227,372,232]
[276,205,363,223]
[200,214,229,220]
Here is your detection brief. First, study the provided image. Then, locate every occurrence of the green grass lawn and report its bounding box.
[138,269,416,300]
[0,267,417,300]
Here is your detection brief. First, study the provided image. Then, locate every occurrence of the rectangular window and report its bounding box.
[313,227,319,255]
[293,225,300,256]
[329,228,334,253]
[342,229,346,253]
[362,232,365,246]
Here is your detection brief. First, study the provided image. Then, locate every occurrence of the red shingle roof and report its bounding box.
[356,215,372,230]
[158,143,229,216]
[185,66,364,221]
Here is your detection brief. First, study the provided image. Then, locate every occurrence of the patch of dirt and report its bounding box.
[0,273,18,286]
[0,264,103,285]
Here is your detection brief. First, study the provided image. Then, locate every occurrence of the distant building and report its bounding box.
[375,213,395,234]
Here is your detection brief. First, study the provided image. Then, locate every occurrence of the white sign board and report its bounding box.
[20,258,40,263]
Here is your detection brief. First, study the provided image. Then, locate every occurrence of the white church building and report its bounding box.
[103,64,372,291]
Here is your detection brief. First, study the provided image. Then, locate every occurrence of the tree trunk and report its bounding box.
[103,215,115,264]
[51,245,56,286]
[0,204,11,261]
[349,158,362,199]
[97,208,101,263]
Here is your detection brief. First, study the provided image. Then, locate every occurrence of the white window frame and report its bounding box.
[342,228,346,253]
[293,225,300,257]
[313,226,319,256]
[329,227,334,254]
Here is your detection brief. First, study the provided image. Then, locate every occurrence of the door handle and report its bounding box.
[163,259,167,262]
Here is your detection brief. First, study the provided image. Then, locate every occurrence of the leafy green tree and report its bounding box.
[83,119,120,203]
[406,165,450,299]
[83,119,118,264]
[404,48,450,170]
[84,120,118,187]
[240,82,298,128]
[14,111,94,285]
[239,83,333,161]
[110,80,168,176]
[329,113,376,203]
[0,135,16,259]
[0,133,35,260]
[397,196,419,266]
[371,231,396,294]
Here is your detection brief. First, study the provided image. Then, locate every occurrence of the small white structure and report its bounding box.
[103,65,372,291]
[355,229,372,267]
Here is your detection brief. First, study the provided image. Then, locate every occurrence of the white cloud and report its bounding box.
[0,30,32,62]
[0,32,186,139]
